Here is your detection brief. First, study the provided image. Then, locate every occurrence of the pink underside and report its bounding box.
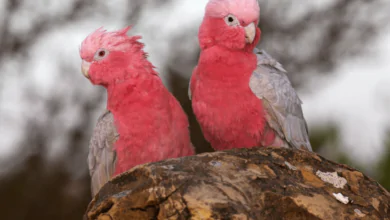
[108,78,194,176]
[191,46,276,150]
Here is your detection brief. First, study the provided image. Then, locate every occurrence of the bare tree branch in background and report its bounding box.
[257,0,390,86]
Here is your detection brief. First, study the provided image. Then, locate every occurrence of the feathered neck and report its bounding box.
[106,70,164,112]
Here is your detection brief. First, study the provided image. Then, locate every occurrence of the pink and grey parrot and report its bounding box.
[189,0,312,152]
[80,26,195,196]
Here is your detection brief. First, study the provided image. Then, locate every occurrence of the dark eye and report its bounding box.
[224,14,239,26]
[94,48,109,60]
[98,50,105,57]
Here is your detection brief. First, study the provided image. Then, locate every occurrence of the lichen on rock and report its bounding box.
[316,171,347,189]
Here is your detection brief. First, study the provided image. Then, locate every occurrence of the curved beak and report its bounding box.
[81,60,91,79]
[244,22,256,44]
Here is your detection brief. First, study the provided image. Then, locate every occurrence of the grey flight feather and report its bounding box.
[188,66,198,101]
[249,48,312,151]
[188,79,192,100]
[88,110,119,196]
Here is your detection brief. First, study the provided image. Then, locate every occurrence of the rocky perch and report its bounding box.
[85,147,389,220]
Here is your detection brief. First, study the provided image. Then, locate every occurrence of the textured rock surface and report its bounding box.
[85,147,390,219]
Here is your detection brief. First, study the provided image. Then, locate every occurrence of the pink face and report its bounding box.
[80,48,129,87]
[79,27,142,87]
[199,0,261,50]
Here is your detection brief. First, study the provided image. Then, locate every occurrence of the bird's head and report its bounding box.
[79,26,148,87]
[199,0,261,51]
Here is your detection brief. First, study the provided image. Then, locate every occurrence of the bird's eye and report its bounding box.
[224,14,239,26]
[94,48,109,60]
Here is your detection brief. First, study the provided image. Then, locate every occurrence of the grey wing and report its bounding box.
[188,65,198,101]
[249,48,312,151]
[188,79,192,100]
[88,110,119,196]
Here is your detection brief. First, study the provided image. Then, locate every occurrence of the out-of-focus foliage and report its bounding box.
[0,151,90,219]
[378,133,390,190]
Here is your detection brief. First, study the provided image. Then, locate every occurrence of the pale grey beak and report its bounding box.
[244,22,256,44]
[81,60,91,79]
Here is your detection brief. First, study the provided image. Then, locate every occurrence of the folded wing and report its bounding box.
[88,110,119,196]
[249,48,312,151]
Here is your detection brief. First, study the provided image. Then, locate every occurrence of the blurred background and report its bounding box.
[0,0,389,219]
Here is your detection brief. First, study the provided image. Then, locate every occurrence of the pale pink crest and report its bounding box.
[80,26,142,60]
[205,0,260,24]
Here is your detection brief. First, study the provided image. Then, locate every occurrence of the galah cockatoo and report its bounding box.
[80,26,195,196]
[189,0,312,152]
